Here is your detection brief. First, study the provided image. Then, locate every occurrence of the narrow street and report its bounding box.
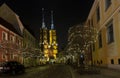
[0,64,72,78]
[1,64,120,78]
[1,1,120,78]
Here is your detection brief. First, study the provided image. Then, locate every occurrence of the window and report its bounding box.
[100,60,103,64]
[107,22,114,44]
[19,40,22,46]
[96,6,100,22]
[10,54,13,59]
[2,53,7,61]
[10,35,12,41]
[17,39,20,45]
[111,59,114,64]
[10,35,15,43]
[2,54,5,59]
[98,32,102,48]
[118,59,120,64]
[105,0,111,11]
[97,60,99,64]
[2,31,8,41]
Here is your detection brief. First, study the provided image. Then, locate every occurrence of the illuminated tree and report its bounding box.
[66,24,98,66]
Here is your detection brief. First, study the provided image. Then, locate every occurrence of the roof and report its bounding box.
[0,17,22,37]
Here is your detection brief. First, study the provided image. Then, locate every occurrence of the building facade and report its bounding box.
[0,4,39,67]
[86,0,120,69]
[0,17,23,63]
[22,27,38,67]
[0,4,23,63]
[39,9,58,62]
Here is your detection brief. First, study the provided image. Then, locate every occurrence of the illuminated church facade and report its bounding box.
[39,9,58,61]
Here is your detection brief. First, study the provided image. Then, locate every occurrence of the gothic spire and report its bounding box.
[42,8,46,28]
[51,11,54,29]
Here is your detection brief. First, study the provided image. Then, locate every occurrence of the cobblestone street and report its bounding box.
[1,64,120,78]
[0,64,72,78]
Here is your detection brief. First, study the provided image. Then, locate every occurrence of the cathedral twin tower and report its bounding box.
[39,8,58,61]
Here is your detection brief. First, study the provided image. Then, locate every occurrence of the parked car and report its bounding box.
[0,61,25,74]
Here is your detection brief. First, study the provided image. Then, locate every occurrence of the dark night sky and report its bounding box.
[1,0,94,49]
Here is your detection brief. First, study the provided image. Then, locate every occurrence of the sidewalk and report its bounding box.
[70,65,120,78]
[100,67,120,78]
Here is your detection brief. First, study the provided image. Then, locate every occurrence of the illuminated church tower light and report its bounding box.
[42,8,45,28]
[49,11,58,59]
[40,8,49,61]
[39,9,58,62]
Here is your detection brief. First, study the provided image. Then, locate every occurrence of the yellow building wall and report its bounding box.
[113,11,120,64]
[87,0,120,68]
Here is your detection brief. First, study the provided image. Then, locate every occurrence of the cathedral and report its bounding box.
[39,8,58,61]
